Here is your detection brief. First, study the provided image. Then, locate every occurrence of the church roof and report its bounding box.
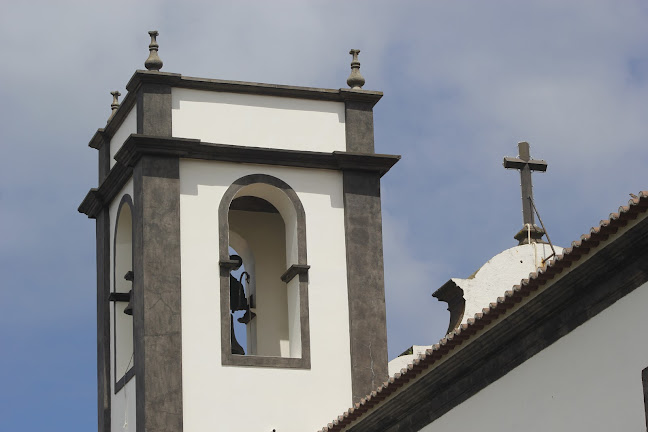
[320,191,648,432]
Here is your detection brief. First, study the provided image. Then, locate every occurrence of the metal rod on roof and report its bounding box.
[528,196,557,263]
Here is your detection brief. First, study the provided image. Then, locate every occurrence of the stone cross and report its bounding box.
[504,141,547,243]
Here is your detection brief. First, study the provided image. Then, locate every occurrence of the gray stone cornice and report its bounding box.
[78,163,133,218]
[88,129,107,150]
[124,70,383,105]
[89,71,383,150]
[78,134,400,218]
[78,188,102,218]
[88,90,137,149]
[115,134,400,174]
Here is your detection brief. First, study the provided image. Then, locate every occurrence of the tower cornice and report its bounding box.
[78,134,400,218]
[124,69,383,104]
[90,71,383,151]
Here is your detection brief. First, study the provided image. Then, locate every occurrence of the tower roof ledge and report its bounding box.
[124,70,383,105]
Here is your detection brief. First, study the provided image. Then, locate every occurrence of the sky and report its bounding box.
[1,1,647,430]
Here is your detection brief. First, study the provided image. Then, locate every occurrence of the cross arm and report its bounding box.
[503,157,525,169]
[527,159,548,172]
[503,157,548,172]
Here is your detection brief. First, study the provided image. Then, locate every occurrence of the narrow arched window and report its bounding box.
[112,195,135,391]
[219,175,310,368]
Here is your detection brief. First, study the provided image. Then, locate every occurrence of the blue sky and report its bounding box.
[1,1,647,430]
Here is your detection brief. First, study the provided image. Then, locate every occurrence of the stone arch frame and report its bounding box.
[112,194,135,392]
[218,174,311,368]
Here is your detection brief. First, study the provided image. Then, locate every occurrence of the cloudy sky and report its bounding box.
[1,1,647,430]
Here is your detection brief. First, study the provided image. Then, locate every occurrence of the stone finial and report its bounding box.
[144,30,163,71]
[346,49,365,89]
[108,91,121,121]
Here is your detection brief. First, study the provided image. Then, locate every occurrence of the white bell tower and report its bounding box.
[79,32,399,432]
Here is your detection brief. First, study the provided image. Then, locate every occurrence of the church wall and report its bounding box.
[108,178,136,432]
[109,106,136,169]
[171,88,346,152]
[421,281,648,432]
[179,159,353,432]
[460,243,564,327]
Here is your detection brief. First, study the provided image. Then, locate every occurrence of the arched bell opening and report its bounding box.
[112,195,135,391]
[219,174,311,368]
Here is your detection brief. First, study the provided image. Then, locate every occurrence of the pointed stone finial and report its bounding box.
[108,91,121,121]
[347,49,365,89]
[145,30,163,71]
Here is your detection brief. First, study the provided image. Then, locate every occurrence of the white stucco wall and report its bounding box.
[389,346,433,377]
[457,243,563,326]
[179,160,353,432]
[108,178,136,431]
[111,379,136,432]
[109,107,137,169]
[422,281,648,432]
[171,88,346,152]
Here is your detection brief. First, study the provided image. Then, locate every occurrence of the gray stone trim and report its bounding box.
[79,188,103,219]
[89,129,106,150]
[280,264,310,283]
[432,280,466,334]
[79,136,400,219]
[342,171,389,403]
[112,194,135,394]
[643,367,648,431]
[89,92,137,147]
[218,174,310,369]
[344,100,376,153]
[99,139,111,185]
[221,354,309,369]
[133,156,183,432]
[79,163,133,219]
[125,70,383,105]
[89,129,111,183]
[114,367,136,394]
[136,83,172,136]
[114,135,399,175]
[230,196,279,213]
[95,208,111,432]
[219,258,242,271]
[346,215,648,432]
[109,292,131,302]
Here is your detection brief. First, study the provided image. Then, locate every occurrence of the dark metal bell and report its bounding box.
[230,315,245,355]
[123,271,134,316]
[124,289,134,316]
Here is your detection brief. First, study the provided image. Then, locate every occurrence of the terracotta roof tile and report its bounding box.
[318,191,648,432]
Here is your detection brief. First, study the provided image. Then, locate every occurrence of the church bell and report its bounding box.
[124,271,134,316]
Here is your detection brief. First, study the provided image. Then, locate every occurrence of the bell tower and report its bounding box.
[79,32,399,432]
